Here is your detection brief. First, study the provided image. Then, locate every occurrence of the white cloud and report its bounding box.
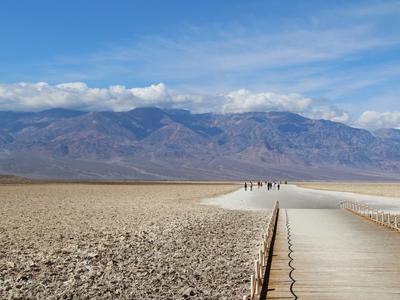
[0,81,357,127]
[306,106,350,123]
[5,81,400,131]
[0,82,201,112]
[221,89,312,114]
[356,111,400,129]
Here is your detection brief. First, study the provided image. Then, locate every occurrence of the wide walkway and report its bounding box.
[267,209,400,299]
[206,185,400,299]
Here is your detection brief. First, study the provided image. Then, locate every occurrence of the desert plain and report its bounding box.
[0,183,269,299]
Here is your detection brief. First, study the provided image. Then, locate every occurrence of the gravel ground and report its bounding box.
[0,183,269,299]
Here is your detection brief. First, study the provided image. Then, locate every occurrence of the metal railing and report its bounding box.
[243,201,279,300]
[340,200,400,232]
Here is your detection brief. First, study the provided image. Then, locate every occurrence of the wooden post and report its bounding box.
[250,274,255,298]
[254,260,260,294]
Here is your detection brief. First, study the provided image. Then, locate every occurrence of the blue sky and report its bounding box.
[0,0,400,128]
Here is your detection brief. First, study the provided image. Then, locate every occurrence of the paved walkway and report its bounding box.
[267,209,400,299]
[206,185,400,299]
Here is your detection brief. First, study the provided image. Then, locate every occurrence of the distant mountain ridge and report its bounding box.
[1,107,399,180]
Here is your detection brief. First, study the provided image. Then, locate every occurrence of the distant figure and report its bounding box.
[250,181,253,191]
[244,182,248,191]
[277,183,280,191]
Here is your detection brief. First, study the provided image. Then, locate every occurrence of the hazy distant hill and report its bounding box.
[374,128,400,144]
[1,107,399,180]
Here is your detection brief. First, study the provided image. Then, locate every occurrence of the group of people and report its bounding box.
[244,180,286,191]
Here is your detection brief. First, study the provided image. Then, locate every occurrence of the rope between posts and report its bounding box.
[285,209,297,300]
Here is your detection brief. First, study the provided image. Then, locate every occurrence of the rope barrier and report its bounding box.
[285,209,297,300]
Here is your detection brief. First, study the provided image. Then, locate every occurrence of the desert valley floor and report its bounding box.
[0,183,269,299]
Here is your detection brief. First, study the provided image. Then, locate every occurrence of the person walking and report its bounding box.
[277,183,280,191]
[244,182,247,191]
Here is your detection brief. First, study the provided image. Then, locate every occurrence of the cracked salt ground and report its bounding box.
[0,183,269,299]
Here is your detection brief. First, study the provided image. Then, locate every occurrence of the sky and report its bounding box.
[0,0,400,129]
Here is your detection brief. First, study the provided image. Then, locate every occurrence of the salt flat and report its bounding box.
[297,182,400,198]
[0,183,268,299]
[206,184,400,212]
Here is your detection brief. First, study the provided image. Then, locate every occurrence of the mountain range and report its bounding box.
[0,107,399,180]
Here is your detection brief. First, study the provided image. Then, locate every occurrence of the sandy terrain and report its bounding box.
[0,183,268,299]
[297,182,400,198]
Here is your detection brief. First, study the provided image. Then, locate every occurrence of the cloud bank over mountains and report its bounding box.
[357,111,400,129]
[0,81,397,129]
